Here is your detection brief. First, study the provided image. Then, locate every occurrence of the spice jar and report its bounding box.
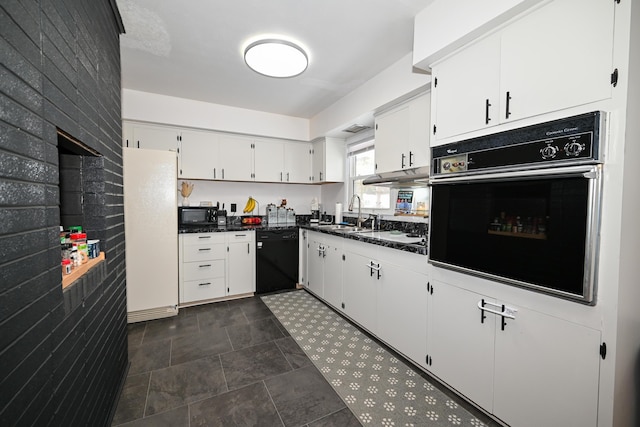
[61,259,72,275]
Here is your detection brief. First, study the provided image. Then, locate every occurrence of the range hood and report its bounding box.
[362,165,431,188]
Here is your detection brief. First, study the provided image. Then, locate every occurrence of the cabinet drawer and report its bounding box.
[226,231,254,243]
[182,233,226,246]
[183,243,226,262]
[183,259,225,281]
[182,277,226,303]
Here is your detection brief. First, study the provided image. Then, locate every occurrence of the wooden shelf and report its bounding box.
[62,252,105,289]
[487,230,547,240]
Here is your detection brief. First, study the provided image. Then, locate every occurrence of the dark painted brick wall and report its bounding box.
[0,1,126,425]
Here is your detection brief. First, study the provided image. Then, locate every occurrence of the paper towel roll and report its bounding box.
[335,202,343,224]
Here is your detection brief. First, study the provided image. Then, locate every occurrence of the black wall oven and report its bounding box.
[429,112,605,304]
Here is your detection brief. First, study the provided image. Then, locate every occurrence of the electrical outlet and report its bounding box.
[230,203,237,213]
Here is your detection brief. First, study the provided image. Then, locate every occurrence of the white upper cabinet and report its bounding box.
[218,134,255,181]
[284,142,312,183]
[311,137,345,183]
[431,33,501,141]
[431,0,615,144]
[123,121,319,184]
[253,140,312,183]
[375,104,411,173]
[253,139,285,183]
[375,92,430,173]
[498,0,614,123]
[123,122,180,151]
[178,130,219,180]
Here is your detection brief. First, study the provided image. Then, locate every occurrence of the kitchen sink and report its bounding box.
[353,229,425,244]
[317,224,367,233]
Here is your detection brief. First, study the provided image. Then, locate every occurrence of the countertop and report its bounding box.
[179,221,427,256]
[300,224,427,256]
[178,223,298,234]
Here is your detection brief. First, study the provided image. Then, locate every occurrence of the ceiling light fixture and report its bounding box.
[244,38,308,78]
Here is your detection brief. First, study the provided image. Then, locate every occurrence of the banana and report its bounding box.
[243,196,256,213]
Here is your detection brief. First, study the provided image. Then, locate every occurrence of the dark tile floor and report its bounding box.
[112,295,361,426]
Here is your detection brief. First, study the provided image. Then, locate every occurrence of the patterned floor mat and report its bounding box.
[261,290,487,427]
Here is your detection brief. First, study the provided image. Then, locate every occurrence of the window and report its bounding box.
[348,140,391,210]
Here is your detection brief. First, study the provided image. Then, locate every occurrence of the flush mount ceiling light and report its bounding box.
[244,39,308,78]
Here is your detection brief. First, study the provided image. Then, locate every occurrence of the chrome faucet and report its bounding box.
[348,194,363,228]
[368,213,378,230]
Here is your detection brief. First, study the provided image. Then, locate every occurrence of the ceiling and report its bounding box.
[116,0,434,122]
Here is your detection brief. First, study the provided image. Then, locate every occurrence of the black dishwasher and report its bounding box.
[256,229,299,294]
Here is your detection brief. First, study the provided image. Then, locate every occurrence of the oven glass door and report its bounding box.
[429,166,601,303]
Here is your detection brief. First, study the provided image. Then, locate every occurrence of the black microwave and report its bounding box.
[178,206,217,226]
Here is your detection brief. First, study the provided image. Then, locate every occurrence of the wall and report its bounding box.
[122,88,310,141]
[412,0,545,69]
[309,53,431,140]
[0,1,127,425]
[614,0,640,423]
[179,179,322,217]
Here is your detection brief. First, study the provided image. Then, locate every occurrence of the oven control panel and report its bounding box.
[438,154,468,174]
[431,111,603,177]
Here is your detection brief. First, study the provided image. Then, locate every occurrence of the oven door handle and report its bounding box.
[430,164,601,184]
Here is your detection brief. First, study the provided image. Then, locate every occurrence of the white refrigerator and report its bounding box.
[123,148,178,322]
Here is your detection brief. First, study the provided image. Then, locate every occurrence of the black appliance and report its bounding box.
[256,229,299,294]
[178,206,217,226]
[429,111,605,304]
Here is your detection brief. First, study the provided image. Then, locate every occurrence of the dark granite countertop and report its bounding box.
[300,224,427,256]
[178,223,298,234]
[179,218,427,255]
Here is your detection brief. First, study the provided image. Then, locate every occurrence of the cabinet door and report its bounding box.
[299,229,308,285]
[427,281,495,410]
[407,93,430,168]
[377,264,428,369]
[431,33,501,143]
[311,140,324,182]
[179,130,219,179]
[284,142,312,183]
[219,134,254,181]
[227,233,255,295]
[122,121,133,148]
[253,139,284,183]
[499,0,614,122]
[128,124,180,151]
[375,105,410,173]
[342,251,377,334]
[306,236,325,297]
[322,238,343,310]
[493,306,601,427]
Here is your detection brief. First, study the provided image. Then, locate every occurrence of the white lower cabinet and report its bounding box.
[377,262,428,370]
[226,231,256,295]
[180,233,227,303]
[343,242,429,366]
[306,231,429,369]
[306,233,343,307]
[179,231,255,305]
[427,279,601,427]
[342,250,378,334]
[321,235,343,309]
[306,235,325,298]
